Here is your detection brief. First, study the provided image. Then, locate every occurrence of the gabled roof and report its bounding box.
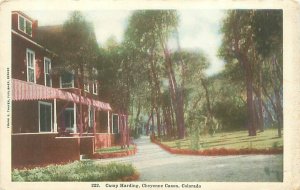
[12,11,37,23]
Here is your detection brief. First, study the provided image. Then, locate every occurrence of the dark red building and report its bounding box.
[11,11,128,168]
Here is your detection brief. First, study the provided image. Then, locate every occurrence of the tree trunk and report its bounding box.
[149,48,163,138]
[75,69,83,136]
[163,48,185,139]
[262,85,277,116]
[200,78,213,134]
[232,16,256,136]
[135,100,141,122]
[176,89,185,138]
[262,75,282,137]
[119,112,125,148]
[262,100,275,124]
[145,113,153,136]
[274,88,282,137]
[163,105,172,137]
[161,114,166,136]
[257,65,264,132]
[170,103,176,137]
[253,98,259,132]
[134,99,141,137]
[155,107,161,137]
[151,108,155,135]
[158,33,185,139]
[126,114,130,147]
[273,57,283,137]
[175,28,186,139]
[242,55,256,136]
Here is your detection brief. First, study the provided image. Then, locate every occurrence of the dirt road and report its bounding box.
[95,136,283,182]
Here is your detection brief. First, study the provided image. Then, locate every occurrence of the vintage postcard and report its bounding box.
[0,0,299,189]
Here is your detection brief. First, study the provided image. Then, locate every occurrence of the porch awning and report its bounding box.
[12,79,111,111]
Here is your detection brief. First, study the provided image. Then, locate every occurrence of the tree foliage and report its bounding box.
[61,11,99,75]
[97,9,283,141]
[219,10,282,137]
[52,11,100,135]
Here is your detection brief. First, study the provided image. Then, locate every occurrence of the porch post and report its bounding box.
[107,111,110,134]
[53,98,57,132]
[111,114,113,134]
[117,114,120,133]
[93,108,96,152]
[74,102,77,133]
[93,108,96,134]
[126,115,129,147]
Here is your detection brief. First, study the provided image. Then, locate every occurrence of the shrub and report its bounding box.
[213,100,247,131]
[175,140,181,149]
[12,161,138,182]
[272,141,279,148]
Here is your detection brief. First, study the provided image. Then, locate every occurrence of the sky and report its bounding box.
[25,10,225,76]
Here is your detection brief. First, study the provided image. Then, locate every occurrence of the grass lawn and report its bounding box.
[96,145,135,154]
[160,128,283,150]
[12,161,138,182]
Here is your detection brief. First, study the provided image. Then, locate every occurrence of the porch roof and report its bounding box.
[12,79,111,111]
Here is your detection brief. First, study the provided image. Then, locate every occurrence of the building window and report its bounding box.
[39,101,52,132]
[18,15,32,36]
[26,49,35,83]
[44,57,52,87]
[84,81,90,92]
[112,114,119,134]
[93,81,98,95]
[88,106,94,129]
[60,72,74,88]
[64,108,75,132]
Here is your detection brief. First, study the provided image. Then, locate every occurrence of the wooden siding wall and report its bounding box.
[11,33,52,85]
[12,134,80,169]
[79,137,94,155]
[12,133,116,168]
[94,134,118,149]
